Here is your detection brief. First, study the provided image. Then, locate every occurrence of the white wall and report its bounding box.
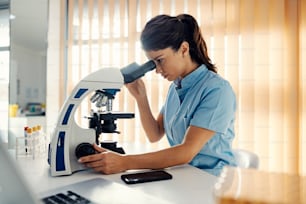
[9,0,48,110]
[46,0,61,135]
[10,43,46,108]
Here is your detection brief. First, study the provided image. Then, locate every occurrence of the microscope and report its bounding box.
[48,61,156,176]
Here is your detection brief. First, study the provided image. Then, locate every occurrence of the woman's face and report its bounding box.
[145,43,190,81]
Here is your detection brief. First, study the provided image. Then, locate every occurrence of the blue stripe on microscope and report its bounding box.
[62,104,74,125]
[56,131,66,171]
[74,88,88,98]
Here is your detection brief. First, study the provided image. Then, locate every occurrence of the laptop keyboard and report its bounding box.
[41,190,92,204]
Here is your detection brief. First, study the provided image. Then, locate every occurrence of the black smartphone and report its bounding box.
[121,170,172,184]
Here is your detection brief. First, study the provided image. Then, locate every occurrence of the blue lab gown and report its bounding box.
[161,64,237,176]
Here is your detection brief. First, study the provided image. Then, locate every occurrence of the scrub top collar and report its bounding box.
[175,65,208,102]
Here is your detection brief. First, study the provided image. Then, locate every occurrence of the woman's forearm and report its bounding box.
[135,96,164,142]
[124,145,192,170]
[123,126,215,171]
[125,79,164,142]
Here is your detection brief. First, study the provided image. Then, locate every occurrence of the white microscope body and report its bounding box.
[48,61,155,176]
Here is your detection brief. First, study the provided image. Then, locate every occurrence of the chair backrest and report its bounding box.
[233,149,259,169]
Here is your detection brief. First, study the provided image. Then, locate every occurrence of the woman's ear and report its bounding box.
[180,41,190,57]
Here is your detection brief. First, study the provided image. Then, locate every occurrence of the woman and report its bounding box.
[79,14,237,176]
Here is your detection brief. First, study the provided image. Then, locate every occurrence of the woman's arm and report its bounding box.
[125,79,164,142]
[124,125,214,169]
[78,125,215,174]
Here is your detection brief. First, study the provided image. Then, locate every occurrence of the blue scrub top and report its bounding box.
[161,65,237,176]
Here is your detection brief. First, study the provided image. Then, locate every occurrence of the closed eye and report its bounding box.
[156,58,164,65]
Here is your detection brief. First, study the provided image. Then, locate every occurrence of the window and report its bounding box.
[0,4,10,143]
[65,0,306,175]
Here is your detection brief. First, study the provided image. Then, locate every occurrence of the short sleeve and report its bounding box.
[190,82,236,134]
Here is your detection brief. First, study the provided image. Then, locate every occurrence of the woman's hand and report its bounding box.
[78,144,127,174]
[125,79,147,99]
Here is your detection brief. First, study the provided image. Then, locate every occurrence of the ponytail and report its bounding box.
[141,14,217,73]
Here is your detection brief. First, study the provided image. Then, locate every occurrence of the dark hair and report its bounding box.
[140,14,217,73]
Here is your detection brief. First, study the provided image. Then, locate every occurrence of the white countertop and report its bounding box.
[12,144,218,204]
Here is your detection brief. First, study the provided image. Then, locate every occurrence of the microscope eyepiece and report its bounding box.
[120,60,156,83]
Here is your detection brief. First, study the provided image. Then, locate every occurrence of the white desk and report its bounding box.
[13,146,218,204]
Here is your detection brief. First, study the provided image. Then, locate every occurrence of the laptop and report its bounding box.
[0,142,171,204]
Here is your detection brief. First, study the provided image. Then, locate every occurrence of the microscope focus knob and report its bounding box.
[75,143,96,159]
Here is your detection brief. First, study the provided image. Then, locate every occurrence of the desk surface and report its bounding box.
[13,145,218,204]
[215,166,306,204]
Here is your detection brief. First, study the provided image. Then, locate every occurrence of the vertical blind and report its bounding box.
[64,0,306,175]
